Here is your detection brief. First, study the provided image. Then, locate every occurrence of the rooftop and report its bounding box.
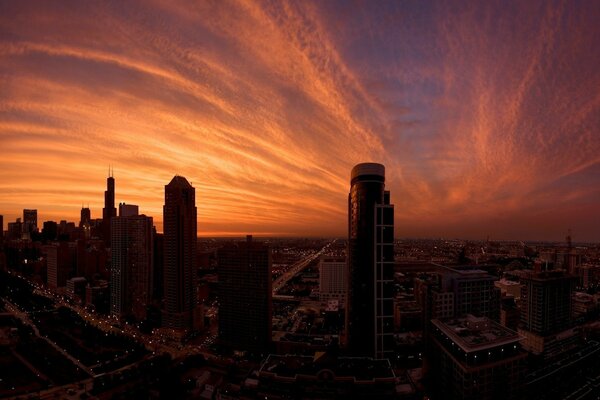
[260,353,394,382]
[432,315,521,353]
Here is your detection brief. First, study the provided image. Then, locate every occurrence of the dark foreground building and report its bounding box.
[163,176,198,335]
[218,235,271,355]
[346,163,395,359]
[429,315,527,400]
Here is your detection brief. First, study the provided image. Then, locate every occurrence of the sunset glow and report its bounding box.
[1,0,599,240]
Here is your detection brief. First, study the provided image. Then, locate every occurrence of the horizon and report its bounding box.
[1,1,599,241]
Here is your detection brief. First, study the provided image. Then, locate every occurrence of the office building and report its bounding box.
[429,315,526,400]
[102,170,116,246]
[23,209,37,235]
[319,255,347,304]
[118,203,139,217]
[218,235,272,355]
[45,242,73,288]
[518,270,579,358]
[80,207,91,228]
[42,221,58,241]
[346,163,394,359]
[110,212,153,320]
[0,214,3,239]
[7,219,22,240]
[163,176,198,334]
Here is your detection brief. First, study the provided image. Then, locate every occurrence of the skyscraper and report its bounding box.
[517,270,578,358]
[163,176,197,334]
[346,163,395,359]
[102,169,116,246]
[79,207,91,228]
[110,212,153,320]
[218,235,272,355]
[0,214,3,240]
[23,209,37,235]
[119,203,139,217]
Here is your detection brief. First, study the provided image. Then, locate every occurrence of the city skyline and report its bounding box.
[1,1,599,241]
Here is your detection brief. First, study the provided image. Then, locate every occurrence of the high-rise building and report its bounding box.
[163,176,198,334]
[102,170,116,246]
[346,163,394,359]
[429,315,526,400]
[23,209,37,235]
[110,213,153,320]
[119,203,139,217]
[0,214,3,239]
[517,270,579,358]
[80,207,91,228]
[45,242,72,288]
[218,235,272,355]
[7,218,23,240]
[319,256,347,304]
[42,221,58,241]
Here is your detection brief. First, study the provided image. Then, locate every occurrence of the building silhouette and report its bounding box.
[110,211,153,320]
[218,235,272,355]
[102,169,116,246]
[119,203,139,217]
[163,176,198,334]
[23,209,37,237]
[346,163,394,359]
[80,207,91,228]
[518,270,578,359]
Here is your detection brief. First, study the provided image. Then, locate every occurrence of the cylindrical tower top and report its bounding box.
[351,163,385,184]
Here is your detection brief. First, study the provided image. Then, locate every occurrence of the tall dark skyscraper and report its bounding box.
[102,169,116,246]
[163,176,198,334]
[110,212,154,320]
[218,235,272,355]
[0,214,3,239]
[346,163,395,359]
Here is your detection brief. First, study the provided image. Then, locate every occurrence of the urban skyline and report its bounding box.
[1,1,599,241]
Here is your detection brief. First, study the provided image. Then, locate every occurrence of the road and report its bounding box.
[2,297,95,376]
[272,240,334,294]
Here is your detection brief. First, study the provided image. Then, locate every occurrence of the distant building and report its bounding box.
[495,278,522,300]
[429,315,527,400]
[66,277,87,303]
[110,213,153,320]
[575,264,600,289]
[42,221,58,241]
[79,207,91,228]
[23,209,38,235]
[346,163,395,359]
[101,170,116,246]
[7,218,22,240]
[0,214,3,239]
[118,203,139,217]
[45,242,73,288]
[218,235,271,355]
[163,176,198,334]
[319,256,346,304]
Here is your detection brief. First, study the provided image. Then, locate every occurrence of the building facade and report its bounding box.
[319,256,347,303]
[110,213,153,320]
[346,163,395,359]
[429,315,527,400]
[163,176,198,334]
[218,236,272,355]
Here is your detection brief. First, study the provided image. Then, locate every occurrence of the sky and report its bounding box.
[0,0,599,241]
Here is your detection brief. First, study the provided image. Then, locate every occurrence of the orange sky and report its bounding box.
[1,1,599,241]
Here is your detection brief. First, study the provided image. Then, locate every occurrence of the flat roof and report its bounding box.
[432,315,521,353]
[260,354,394,382]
